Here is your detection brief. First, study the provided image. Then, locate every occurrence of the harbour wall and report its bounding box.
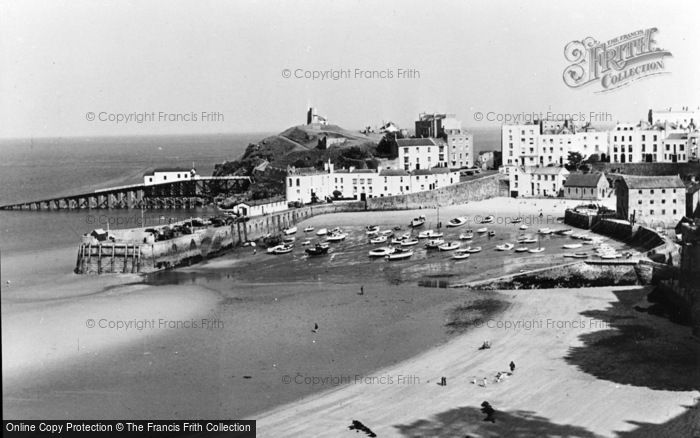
[76,201,366,274]
[366,174,505,210]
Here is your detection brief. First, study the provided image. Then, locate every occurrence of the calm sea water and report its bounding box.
[0,129,500,254]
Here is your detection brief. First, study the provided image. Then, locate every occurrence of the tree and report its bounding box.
[566,151,584,171]
[332,190,342,199]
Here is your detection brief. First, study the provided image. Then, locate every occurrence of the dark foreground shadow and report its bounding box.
[564,289,700,391]
[616,400,700,438]
[394,406,600,437]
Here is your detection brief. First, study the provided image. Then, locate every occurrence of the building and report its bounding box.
[563,172,609,200]
[616,175,686,229]
[286,162,459,204]
[477,151,495,170]
[414,113,457,138]
[650,107,700,129]
[663,133,689,163]
[444,127,473,169]
[687,183,700,218]
[508,166,569,197]
[410,112,474,169]
[306,107,328,127]
[143,167,197,186]
[396,138,446,170]
[228,197,287,217]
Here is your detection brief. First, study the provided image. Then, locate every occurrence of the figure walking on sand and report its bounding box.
[510,361,515,372]
[359,285,364,295]
[481,401,496,423]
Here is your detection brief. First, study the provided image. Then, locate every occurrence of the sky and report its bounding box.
[1,0,699,138]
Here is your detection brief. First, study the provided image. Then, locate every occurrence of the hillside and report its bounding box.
[213,124,382,201]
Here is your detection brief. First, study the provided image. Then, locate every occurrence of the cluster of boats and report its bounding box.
[268,225,347,256]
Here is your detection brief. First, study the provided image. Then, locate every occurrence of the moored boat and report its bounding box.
[401,238,419,246]
[564,252,588,258]
[465,246,482,253]
[563,243,583,249]
[385,248,414,260]
[459,233,474,240]
[519,224,529,230]
[528,247,545,253]
[480,215,495,224]
[283,226,297,235]
[316,228,328,236]
[272,244,294,254]
[438,241,460,251]
[514,246,529,252]
[369,246,395,257]
[452,250,470,260]
[326,233,347,242]
[425,238,446,249]
[418,229,443,239]
[538,228,553,234]
[305,243,329,256]
[555,229,574,236]
[510,217,523,224]
[446,216,468,227]
[303,226,314,233]
[370,235,388,244]
[496,243,514,251]
[410,215,426,228]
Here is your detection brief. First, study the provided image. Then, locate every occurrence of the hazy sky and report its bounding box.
[1,0,699,138]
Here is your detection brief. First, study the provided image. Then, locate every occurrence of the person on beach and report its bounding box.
[481,401,496,423]
[359,285,364,295]
[510,361,515,372]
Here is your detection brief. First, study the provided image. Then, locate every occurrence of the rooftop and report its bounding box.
[143,167,193,176]
[666,133,689,140]
[396,138,438,147]
[379,169,410,176]
[621,175,685,189]
[564,172,606,188]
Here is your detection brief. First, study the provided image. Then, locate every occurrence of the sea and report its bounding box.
[0,128,500,254]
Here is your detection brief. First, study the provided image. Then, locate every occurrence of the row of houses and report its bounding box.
[501,108,699,169]
[285,161,460,204]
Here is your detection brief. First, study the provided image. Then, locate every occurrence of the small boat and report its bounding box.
[514,246,529,252]
[365,225,380,235]
[401,238,419,247]
[488,230,496,237]
[386,248,414,260]
[283,226,297,235]
[369,246,395,257]
[326,233,347,242]
[519,225,529,230]
[563,243,583,249]
[496,243,514,251]
[272,244,294,255]
[418,229,443,239]
[267,244,285,254]
[459,233,474,240]
[393,226,402,231]
[528,247,545,253]
[305,243,329,256]
[564,252,588,259]
[390,237,405,245]
[521,238,537,244]
[510,217,523,224]
[330,227,343,234]
[316,228,328,236]
[555,229,574,236]
[538,228,553,234]
[452,250,470,260]
[303,226,314,232]
[476,227,488,233]
[283,237,295,244]
[465,246,482,253]
[425,239,446,249]
[480,215,495,224]
[446,216,468,227]
[410,216,426,228]
[438,241,460,251]
[380,230,393,236]
[301,240,312,246]
[370,235,388,244]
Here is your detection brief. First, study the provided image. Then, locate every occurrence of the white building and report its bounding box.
[508,166,570,197]
[286,163,459,204]
[143,167,197,186]
[651,107,700,129]
[228,197,287,217]
[396,138,446,171]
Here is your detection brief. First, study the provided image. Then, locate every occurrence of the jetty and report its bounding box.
[0,176,250,210]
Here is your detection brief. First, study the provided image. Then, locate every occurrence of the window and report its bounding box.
[650,210,654,215]
[296,178,300,187]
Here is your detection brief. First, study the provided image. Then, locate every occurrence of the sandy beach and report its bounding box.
[2,197,697,435]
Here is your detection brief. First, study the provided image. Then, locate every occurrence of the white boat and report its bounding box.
[556,229,574,236]
[538,228,553,234]
[465,246,482,253]
[330,227,343,234]
[476,227,488,233]
[459,233,474,240]
[480,215,495,224]
[446,216,468,227]
[528,247,545,253]
[283,237,295,244]
[386,248,414,260]
[380,230,393,236]
[303,226,314,232]
[510,217,523,224]
[370,235,388,244]
[326,233,347,242]
[283,226,297,235]
[390,238,405,245]
[366,225,380,235]
[514,246,529,252]
[410,216,426,228]
[369,246,395,257]
[425,239,446,249]
[272,244,294,254]
[496,243,514,251]
[519,224,529,230]
[401,238,419,247]
[301,240,312,246]
[418,229,443,239]
[316,228,328,236]
[267,244,285,254]
[563,243,583,249]
[438,242,460,251]
[453,251,470,260]
[564,252,589,259]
